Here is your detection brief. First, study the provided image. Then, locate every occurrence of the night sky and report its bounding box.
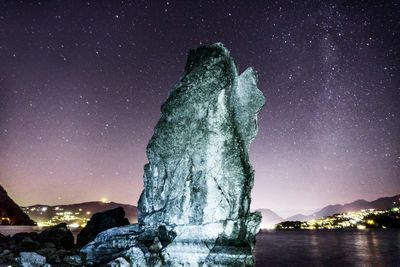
[0,1,399,216]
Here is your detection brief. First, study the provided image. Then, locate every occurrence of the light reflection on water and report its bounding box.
[255,229,400,266]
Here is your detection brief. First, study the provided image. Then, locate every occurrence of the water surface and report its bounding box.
[0,226,41,237]
[255,229,400,266]
[0,225,80,240]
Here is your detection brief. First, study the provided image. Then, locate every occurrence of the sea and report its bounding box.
[255,229,400,266]
[0,225,81,240]
[1,226,399,266]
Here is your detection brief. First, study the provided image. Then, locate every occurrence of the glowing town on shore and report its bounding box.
[274,207,400,230]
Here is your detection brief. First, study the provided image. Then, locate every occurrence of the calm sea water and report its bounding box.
[1,227,399,266]
[0,225,80,240]
[0,226,42,237]
[255,229,400,266]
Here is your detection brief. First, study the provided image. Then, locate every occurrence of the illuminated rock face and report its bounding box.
[81,43,265,266]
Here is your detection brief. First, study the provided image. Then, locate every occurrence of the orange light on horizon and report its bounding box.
[101,197,110,203]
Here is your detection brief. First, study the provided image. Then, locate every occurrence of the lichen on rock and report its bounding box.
[81,43,265,266]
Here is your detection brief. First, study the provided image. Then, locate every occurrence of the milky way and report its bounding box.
[0,1,399,215]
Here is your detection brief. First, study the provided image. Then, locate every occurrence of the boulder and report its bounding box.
[0,233,5,241]
[12,232,38,244]
[77,207,129,246]
[0,234,11,247]
[17,252,47,267]
[35,247,57,257]
[108,257,130,267]
[47,249,74,264]
[63,255,82,265]
[16,237,41,252]
[43,242,56,248]
[0,249,14,264]
[38,223,74,249]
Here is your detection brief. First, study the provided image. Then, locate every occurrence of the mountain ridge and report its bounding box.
[256,208,283,228]
[286,194,400,221]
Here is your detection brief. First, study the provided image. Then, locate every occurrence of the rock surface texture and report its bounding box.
[81,43,265,266]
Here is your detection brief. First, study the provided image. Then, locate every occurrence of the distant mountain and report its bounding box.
[256,209,284,228]
[286,194,400,221]
[0,185,35,225]
[273,209,316,219]
[23,201,138,224]
[286,213,313,221]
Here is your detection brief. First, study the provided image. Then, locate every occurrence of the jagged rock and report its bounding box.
[81,224,175,264]
[108,257,130,267]
[38,223,74,249]
[35,247,57,257]
[0,249,11,256]
[0,249,14,264]
[124,247,147,266]
[81,43,264,266]
[16,252,47,267]
[77,207,130,246]
[12,232,38,244]
[63,255,82,265]
[0,234,11,251]
[16,237,41,252]
[47,249,74,264]
[0,184,36,225]
[43,242,56,248]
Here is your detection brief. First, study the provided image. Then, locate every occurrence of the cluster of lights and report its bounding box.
[0,217,11,225]
[275,207,399,230]
[23,206,91,228]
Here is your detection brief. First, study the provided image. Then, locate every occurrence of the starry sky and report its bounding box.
[0,1,399,216]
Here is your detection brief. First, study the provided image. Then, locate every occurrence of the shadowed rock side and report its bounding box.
[77,207,130,247]
[81,43,265,266]
[0,184,35,225]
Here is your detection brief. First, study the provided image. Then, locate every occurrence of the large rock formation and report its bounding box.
[0,184,35,225]
[81,43,265,266]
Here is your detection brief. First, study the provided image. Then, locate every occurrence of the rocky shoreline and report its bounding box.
[0,223,81,266]
[0,207,130,266]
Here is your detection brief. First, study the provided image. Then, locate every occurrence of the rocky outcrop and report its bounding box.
[0,224,80,266]
[0,184,35,225]
[77,207,130,246]
[38,223,74,249]
[81,43,265,266]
